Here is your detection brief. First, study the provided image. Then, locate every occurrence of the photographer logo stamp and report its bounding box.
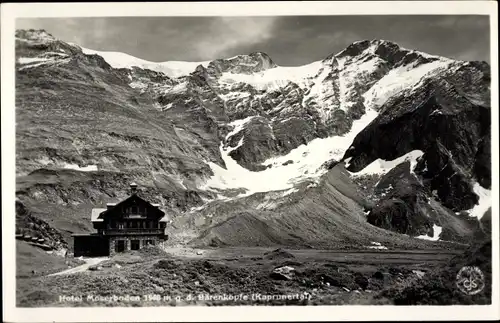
[456,266,485,295]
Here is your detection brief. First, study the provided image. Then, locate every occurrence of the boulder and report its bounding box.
[270,266,295,280]
[354,273,369,290]
[371,271,385,280]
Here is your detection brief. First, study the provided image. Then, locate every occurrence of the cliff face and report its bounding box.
[15,30,491,249]
[343,60,490,240]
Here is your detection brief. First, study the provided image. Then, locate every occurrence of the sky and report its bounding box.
[16,15,490,66]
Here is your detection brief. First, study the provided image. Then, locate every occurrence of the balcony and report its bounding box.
[103,228,165,236]
[125,214,145,219]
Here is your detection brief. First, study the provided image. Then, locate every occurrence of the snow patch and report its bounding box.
[54,248,68,257]
[302,65,337,120]
[80,47,209,78]
[416,224,442,241]
[430,110,443,116]
[166,82,188,94]
[188,204,207,213]
[162,103,174,111]
[367,241,388,250]
[219,61,321,91]
[219,91,251,102]
[63,163,98,172]
[349,150,424,177]
[38,156,52,165]
[129,80,148,90]
[18,57,51,64]
[17,55,71,71]
[363,59,454,109]
[412,270,426,279]
[43,51,69,58]
[338,55,384,111]
[466,182,491,220]
[225,116,255,142]
[202,108,378,197]
[255,200,279,210]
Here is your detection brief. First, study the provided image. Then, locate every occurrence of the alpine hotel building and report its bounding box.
[73,183,168,257]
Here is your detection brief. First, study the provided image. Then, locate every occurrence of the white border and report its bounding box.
[1,1,499,322]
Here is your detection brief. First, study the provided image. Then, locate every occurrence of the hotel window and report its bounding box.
[131,240,140,250]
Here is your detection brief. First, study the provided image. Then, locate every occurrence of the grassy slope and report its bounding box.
[16,241,84,278]
[15,37,220,248]
[379,239,492,305]
[17,245,462,307]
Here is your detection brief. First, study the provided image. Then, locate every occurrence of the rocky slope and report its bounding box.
[342,59,491,241]
[14,29,491,250]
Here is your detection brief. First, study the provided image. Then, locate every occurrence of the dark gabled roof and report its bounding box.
[91,208,106,222]
[72,233,101,237]
[97,194,165,219]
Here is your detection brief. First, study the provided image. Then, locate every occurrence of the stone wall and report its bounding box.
[109,235,161,256]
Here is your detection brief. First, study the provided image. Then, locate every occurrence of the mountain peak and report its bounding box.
[15,29,57,43]
[225,51,276,68]
[248,51,273,59]
[247,51,277,69]
[206,51,277,75]
[327,38,447,69]
[335,39,401,59]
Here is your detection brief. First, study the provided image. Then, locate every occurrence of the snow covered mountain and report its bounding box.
[79,47,212,78]
[15,29,491,250]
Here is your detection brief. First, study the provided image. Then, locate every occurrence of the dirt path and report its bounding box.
[47,257,109,276]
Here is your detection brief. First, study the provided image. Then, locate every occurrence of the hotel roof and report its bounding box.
[91,208,106,222]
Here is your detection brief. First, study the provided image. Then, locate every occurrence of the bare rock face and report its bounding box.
[364,162,480,242]
[225,115,320,170]
[205,52,277,76]
[366,163,433,236]
[474,133,491,189]
[344,61,490,217]
[226,117,278,171]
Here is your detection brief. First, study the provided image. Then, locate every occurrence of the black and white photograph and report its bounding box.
[1,1,498,322]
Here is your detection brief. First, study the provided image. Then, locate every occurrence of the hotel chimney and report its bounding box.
[130,182,138,195]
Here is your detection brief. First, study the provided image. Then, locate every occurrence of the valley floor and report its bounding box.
[17,243,483,307]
